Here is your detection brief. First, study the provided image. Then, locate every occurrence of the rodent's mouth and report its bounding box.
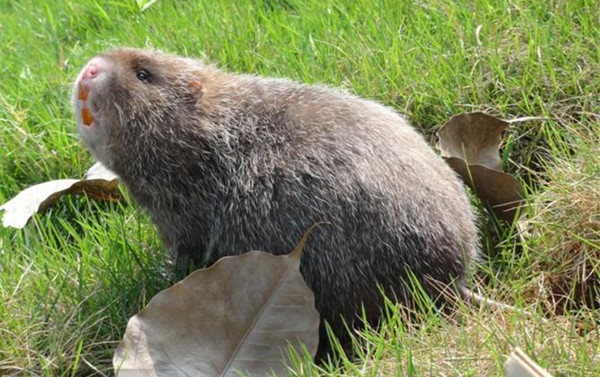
[77,84,95,127]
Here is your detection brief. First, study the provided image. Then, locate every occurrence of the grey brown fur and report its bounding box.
[74,48,479,353]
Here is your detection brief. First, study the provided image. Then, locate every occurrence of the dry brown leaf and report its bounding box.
[504,347,554,377]
[438,112,524,221]
[113,244,320,377]
[438,112,508,170]
[445,158,525,221]
[0,162,121,228]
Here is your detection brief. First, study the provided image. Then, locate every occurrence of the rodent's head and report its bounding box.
[73,48,207,172]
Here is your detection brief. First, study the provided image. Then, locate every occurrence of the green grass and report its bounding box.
[1,0,599,375]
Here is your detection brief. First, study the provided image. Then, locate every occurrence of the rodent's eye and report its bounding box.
[136,69,150,83]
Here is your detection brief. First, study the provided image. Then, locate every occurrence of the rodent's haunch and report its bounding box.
[74,48,479,353]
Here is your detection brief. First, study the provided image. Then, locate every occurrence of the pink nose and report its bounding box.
[85,64,99,78]
[78,57,108,83]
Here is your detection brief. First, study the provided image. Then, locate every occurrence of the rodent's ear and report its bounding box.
[187,80,203,102]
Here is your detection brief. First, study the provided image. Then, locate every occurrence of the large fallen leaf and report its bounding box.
[0,162,120,228]
[438,112,525,221]
[113,241,320,377]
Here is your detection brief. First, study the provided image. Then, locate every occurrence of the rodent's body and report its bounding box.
[74,49,479,353]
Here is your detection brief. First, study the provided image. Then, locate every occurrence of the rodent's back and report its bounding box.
[150,73,477,321]
[74,48,479,352]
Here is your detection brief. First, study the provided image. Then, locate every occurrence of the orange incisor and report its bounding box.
[78,85,89,101]
[82,108,94,126]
